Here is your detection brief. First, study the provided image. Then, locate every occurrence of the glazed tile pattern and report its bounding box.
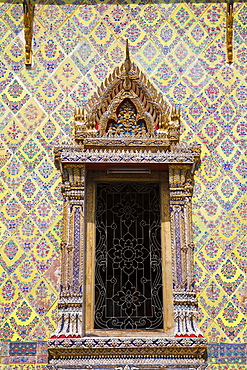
[1,342,247,368]
[0,0,246,368]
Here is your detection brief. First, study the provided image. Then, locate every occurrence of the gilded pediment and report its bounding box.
[74,41,180,149]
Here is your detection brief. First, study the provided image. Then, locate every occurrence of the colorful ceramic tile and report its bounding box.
[192,175,210,210]
[28,279,57,317]
[45,216,62,255]
[215,259,245,296]
[0,60,14,94]
[199,280,229,319]
[35,118,63,160]
[35,79,64,114]
[29,236,58,274]
[234,45,247,77]
[136,3,165,36]
[51,99,75,136]
[235,4,247,47]
[71,38,100,76]
[17,138,46,172]
[32,20,49,54]
[120,22,148,54]
[216,301,247,341]
[4,38,24,73]
[29,199,58,235]
[213,176,243,211]
[214,137,242,169]
[121,0,147,15]
[182,60,210,95]
[0,176,12,207]
[199,4,225,38]
[0,18,14,54]
[104,40,125,69]
[8,300,39,340]
[72,3,100,36]
[15,218,42,252]
[135,40,162,75]
[197,154,224,191]
[18,60,49,95]
[0,278,22,319]
[56,18,82,55]
[197,238,226,275]
[234,156,247,184]
[194,260,210,294]
[36,39,65,74]
[70,78,93,106]
[0,237,26,274]
[54,58,82,95]
[229,116,247,154]
[16,99,47,135]
[30,319,50,341]
[214,65,241,96]
[35,4,67,34]
[152,60,179,94]
[0,1,246,362]
[169,2,196,37]
[12,257,40,295]
[104,3,131,36]
[204,322,228,344]
[0,197,27,234]
[168,42,196,76]
[1,118,28,154]
[89,21,116,56]
[230,238,247,275]
[213,216,244,254]
[32,157,59,192]
[183,97,208,132]
[229,199,247,234]
[16,177,43,212]
[43,256,61,293]
[3,4,23,35]
[152,22,180,56]
[183,1,209,19]
[168,80,193,106]
[1,79,30,114]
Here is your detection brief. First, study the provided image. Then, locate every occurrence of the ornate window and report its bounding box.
[48,42,207,370]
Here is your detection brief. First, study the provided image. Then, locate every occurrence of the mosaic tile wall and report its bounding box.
[0,0,246,368]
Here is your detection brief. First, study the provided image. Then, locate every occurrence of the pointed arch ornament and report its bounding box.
[73,41,181,147]
[48,42,207,370]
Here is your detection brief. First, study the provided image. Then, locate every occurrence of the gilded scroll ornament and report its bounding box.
[226,0,234,64]
[23,0,34,68]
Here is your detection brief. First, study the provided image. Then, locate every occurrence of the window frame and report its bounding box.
[84,170,174,337]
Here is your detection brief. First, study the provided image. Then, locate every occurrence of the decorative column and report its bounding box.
[50,164,86,339]
[169,160,202,338]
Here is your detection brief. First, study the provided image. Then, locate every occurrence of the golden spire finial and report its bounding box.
[124,39,131,90]
[124,39,131,75]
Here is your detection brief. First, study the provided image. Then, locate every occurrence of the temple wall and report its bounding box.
[0,0,246,368]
